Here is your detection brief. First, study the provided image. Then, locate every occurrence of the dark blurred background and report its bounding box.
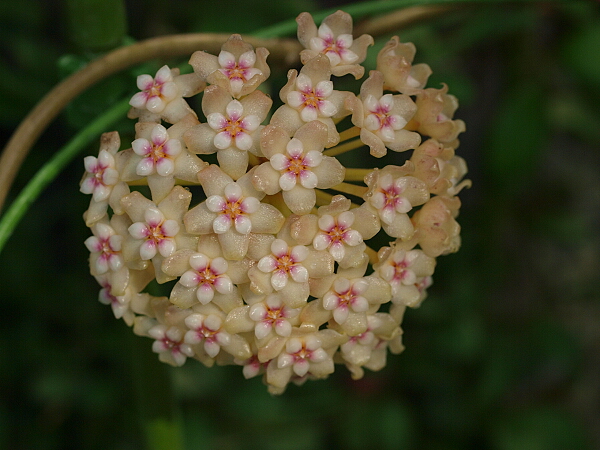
[1,1,599,449]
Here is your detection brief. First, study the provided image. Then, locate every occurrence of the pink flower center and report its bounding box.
[380,185,402,209]
[92,165,107,186]
[221,64,250,82]
[221,197,245,221]
[195,267,220,287]
[98,238,118,259]
[265,305,285,323]
[273,252,298,275]
[392,259,411,282]
[222,118,245,138]
[324,223,348,245]
[193,324,220,344]
[158,334,185,355]
[333,286,357,307]
[290,344,312,362]
[299,88,323,110]
[368,103,394,130]
[147,142,167,164]
[320,36,347,58]
[285,153,310,179]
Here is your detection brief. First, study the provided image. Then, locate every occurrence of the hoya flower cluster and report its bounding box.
[80,11,470,394]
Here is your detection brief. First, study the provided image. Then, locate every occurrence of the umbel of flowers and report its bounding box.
[80,10,470,394]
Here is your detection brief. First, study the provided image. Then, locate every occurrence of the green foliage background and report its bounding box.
[1,1,599,449]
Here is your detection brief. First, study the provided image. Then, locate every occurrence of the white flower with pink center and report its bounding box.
[363,94,408,143]
[378,249,420,293]
[207,99,260,151]
[128,207,180,260]
[322,277,369,324]
[287,73,337,122]
[248,294,301,339]
[184,313,231,358]
[97,276,129,320]
[257,239,309,291]
[218,50,262,96]
[80,150,119,202]
[309,23,359,67]
[205,182,260,234]
[313,211,362,261]
[340,315,381,364]
[270,138,323,191]
[369,173,413,225]
[131,124,182,177]
[149,324,194,367]
[129,65,178,113]
[85,223,124,274]
[277,335,328,377]
[341,328,376,356]
[178,253,233,305]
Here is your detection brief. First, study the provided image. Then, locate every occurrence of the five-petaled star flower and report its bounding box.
[346,70,420,158]
[129,65,178,113]
[206,182,260,235]
[149,324,194,367]
[253,121,345,214]
[184,86,271,179]
[271,55,349,146]
[277,335,329,377]
[80,132,131,227]
[179,253,233,305]
[313,211,362,262]
[129,207,180,260]
[80,149,119,202]
[189,34,270,98]
[375,245,436,306]
[184,313,232,358]
[132,124,182,177]
[217,50,263,96]
[323,277,369,325]
[257,239,309,291]
[208,100,260,152]
[249,294,301,339]
[184,165,285,260]
[297,10,373,78]
[85,222,124,275]
[364,165,429,239]
[287,73,336,123]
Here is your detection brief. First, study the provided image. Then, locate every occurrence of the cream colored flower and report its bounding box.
[81,132,130,226]
[374,243,436,307]
[128,65,205,124]
[184,165,285,260]
[411,84,466,145]
[296,10,373,78]
[184,85,271,179]
[117,114,205,204]
[252,121,345,214]
[412,196,462,257]
[363,165,430,240]
[346,70,421,157]
[410,138,471,196]
[290,195,379,269]
[270,55,350,147]
[189,34,270,98]
[121,186,197,283]
[376,36,432,95]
